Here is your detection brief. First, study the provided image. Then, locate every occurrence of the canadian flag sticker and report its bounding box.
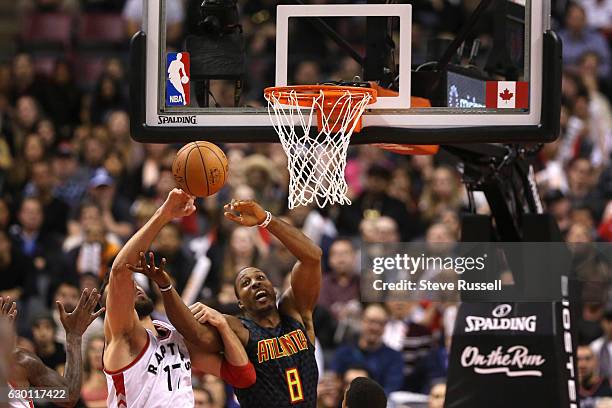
[486,81,529,109]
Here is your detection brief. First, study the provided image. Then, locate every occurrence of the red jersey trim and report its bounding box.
[103,332,150,375]
[111,372,128,407]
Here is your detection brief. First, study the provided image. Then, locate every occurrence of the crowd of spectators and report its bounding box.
[0,0,612,407]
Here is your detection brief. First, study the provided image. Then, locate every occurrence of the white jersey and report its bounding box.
[7,383,34,408]
[104,321,194,408]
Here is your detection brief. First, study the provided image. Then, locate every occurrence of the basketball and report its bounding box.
[172,141,228,197]
[181,76,189,84]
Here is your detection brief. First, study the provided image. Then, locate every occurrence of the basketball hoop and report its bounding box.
[264,84,377,209]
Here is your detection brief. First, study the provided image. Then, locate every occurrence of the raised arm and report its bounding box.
[127,252,225,352]
[105,188,195,338]
[224,200,323,313]
[19,289,104,407]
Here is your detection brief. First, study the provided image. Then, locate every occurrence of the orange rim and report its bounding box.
[264,85,377,108]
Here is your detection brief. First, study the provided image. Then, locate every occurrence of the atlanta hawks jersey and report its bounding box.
[104,320,194,408]
[235,314,318,407]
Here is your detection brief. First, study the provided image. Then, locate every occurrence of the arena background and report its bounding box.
[0,0,611,407]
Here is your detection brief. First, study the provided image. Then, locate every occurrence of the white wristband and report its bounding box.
[159,284,173,292]
[258,211,272,228]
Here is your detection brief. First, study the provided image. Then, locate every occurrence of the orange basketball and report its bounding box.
[172,141,229,197]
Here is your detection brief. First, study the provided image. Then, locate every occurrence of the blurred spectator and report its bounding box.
[240,154,284,215]
[258,216,298,288]
[332,304,404,394]
[10,197,64,299]
[152,223,195,295]
[388,166,419,215]
[292,60,322,85]
[545,190,573,236]
[345,146,392,199]
[10,54,49,105]
[319,239,360,319]
[221,226,264,285]
[44,60,82,135]
[89,75,127,125]
[81,131,109,173]
[64,214,120,277]
[591,306,612,379]
[317,371,342,408]
[419,165,464,223]
[52,143,89,208]
[341,365,370,390]
[0,229,33,301]
[24,160,69,236]
[558,3,611,78]
[81,333,107,407]
[337,165,413,241]
[31,312,66,373]
[578,52,612,130]
[578,344,612,408]
[129,143,169,198]
[566,157,605,218]
[193,384,215,408]
[85,168,133,241]
[428,381,446,408]
[580,0,612,33]
[197,373,229,408]
[36,119,56,148]
[383,300,434,391]
[537,135,569,194]
[65,200,120,251]
[374,216,401,244]
[10,96,42,164]
[412,333,452,394]
[50,279,104,348]
[49,280,79,345]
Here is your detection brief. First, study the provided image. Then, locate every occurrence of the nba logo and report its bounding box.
[166,52,190,106]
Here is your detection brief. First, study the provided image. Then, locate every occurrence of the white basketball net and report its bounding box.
[265,88,373,209]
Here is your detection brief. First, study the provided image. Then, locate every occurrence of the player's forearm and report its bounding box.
[217,322,248,366]
[111,209,169,274]
[266,217,322,264]
[62,333,83,406]
[161,289,223,352]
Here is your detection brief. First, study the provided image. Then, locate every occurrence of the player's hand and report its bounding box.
[189,303,228,329]
[57,289,105,337]
[0,297,17,322]
[127,252,173,289]
[160,188,196,221]
[224,199,267,227]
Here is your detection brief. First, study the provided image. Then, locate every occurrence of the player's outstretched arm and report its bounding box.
[127,252,224,352]
[106,188,195,338]
[188,305,256,389]
[17,289,104,407]
[224,200,322,322]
